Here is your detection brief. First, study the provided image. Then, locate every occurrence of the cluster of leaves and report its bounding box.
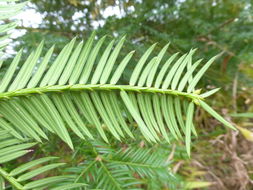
[65,140,181,190]
[0,0,238,189]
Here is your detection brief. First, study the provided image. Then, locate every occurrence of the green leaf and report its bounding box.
[23,176,73,189]
[110,50,135,85]
[50,38,77,85]
[0,150,30,164]
[69,31,96,84]
[0,138,21,149]
[51,183,87,190]
[130,43,157,86]
[199,100,236,130]
[154,52,178,88]
[187,55,218,93]
[61,93,93,139]
[138,56,157,87]
[171,49,196,90]
[162,53,187,89]
[8,100,48,140]
[0,176,4,190]
[152,94,170,143]
[0,143,36,158]
[90,92,121,140]
[52,94,85,139]
[10,157,59,176]
[39,94,73,149]
[80,36,106,84]
[147,43,170,87]
[120,90,156,142]
[0,117,24,140]
[230,112,253,118]
[0,49,23,92]
[185,102,194,156]
[0,101,42,142]
[78,92,108,142]
[27,45,55,88]
[92,39,115,84]
[177,59,202,92]
[59,41,83,85]
[17,163,66,182]
[185,181,212,189]
[200,88,220,98]
[137,93,160,141]
[108,92,134,138]
[161,95,178,140]
[100,36,126,84]
[7,50,33,90]
[10,41,44,90]
[100,92,124,137]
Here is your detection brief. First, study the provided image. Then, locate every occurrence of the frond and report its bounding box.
[0,129,86,189]
[66,141,179,189]
[0,33,236,155]
[68,161,142,190]
[109,148,173,179]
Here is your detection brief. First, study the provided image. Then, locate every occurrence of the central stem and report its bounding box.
[0,84,202,100]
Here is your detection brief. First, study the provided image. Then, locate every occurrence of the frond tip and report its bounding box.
[0,32,236,155]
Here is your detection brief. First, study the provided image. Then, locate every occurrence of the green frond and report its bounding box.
[66,141,179,189]
[108,147,174,179]
[110,147,179,189]
[0,33,236,156]
[0,137,86,189]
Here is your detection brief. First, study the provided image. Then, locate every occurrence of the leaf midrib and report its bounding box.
[0,84,202,100]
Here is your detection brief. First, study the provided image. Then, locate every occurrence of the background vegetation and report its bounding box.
[2,0,253,189]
